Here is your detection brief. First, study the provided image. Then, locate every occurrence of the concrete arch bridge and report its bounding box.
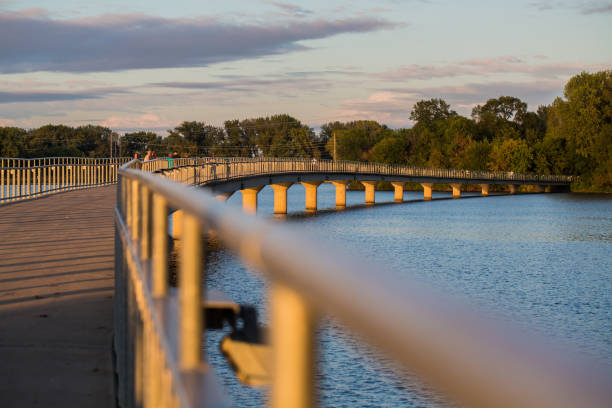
[145,157,574,215]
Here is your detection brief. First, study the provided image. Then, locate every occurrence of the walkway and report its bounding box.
[0,186,116,407]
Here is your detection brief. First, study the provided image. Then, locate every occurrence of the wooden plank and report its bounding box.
[0,186,116,407]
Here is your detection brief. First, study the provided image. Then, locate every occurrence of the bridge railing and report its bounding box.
[0,157,130,204]
[148,157,575,185]
[114,158,607,408]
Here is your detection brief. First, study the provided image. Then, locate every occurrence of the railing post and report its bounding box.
[131,180,140,241]
[26,160,31,199]
[152,194,168,297]
[271,284,316,408]
[180,213,204,370]
[141,185,151,260]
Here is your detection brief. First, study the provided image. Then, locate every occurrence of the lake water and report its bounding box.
[204,184,612,407]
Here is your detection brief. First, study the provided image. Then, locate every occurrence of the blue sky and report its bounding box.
[0,0,610,132]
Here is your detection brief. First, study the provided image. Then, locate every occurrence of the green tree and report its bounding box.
[324,120,389,161]
[122,132,161,157]
[409,98,457,129]
[0,127,27,157]
[546,71,612,189]
[472,96,527,123]
[371,132,409,164]
[489,138,533,173]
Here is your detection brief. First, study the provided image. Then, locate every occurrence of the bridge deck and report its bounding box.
[0,186,116,407]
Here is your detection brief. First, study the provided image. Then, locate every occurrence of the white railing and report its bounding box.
[114,158,608,408]
[145,157,574,186]
[0,157,130,203]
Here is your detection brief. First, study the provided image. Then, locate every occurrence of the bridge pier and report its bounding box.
[421,183,433,200]
[302,181,321,212]
[509,185,518,195]
[271,183,293,215]
[361,181,377,205]
[450,183,461,199]
[480,184,489,196]
[391,182,405,202]
[241,186,263,214]
[332,180,349,209]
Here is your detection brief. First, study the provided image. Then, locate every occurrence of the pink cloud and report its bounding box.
[101,113,172,130]
[0,118,18,126]
[380,56,611,81]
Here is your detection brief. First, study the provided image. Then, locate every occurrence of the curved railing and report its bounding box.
[144,157,575,186]
[0,156,574,205]
[0,157,130,203]
[114,158,608,408]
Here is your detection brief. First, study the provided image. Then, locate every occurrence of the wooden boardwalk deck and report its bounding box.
[0,186,116,407]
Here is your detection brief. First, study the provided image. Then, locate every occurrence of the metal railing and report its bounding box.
[145,157,575,186]
[0,157,130,204]
[114,158,608,408]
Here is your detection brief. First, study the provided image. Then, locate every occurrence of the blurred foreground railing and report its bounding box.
[145,157,575,186]
[115,158,608,408]
[0,157,130,203]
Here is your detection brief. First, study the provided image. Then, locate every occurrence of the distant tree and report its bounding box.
[122,132,161,157]
[472,96,527,123]
[168,121,224,155]
[489,138,533,173]
[74,125,113,157]
[27,125,79,157]
[371,132,409,164]
[409,98,457,128]
[324,120,389,161]
[460,140,491,170]
[545,70,612,190]
[0,127,27,157]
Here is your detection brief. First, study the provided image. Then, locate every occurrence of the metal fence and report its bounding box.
[0,157,129,203]
[114,158,608,408]
[145,157,575,186]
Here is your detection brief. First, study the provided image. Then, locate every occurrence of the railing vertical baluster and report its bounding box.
[131,180,141,241]
[271,283,316,408]
[141,185,151,260]
[153,194,168,297]
[37,164,41,196]
[0,159,4,203]
[179,213,204,370]
[26,160,31,199]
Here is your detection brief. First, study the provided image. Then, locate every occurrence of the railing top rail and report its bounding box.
[0,156,131,160]
[119,162,608,408]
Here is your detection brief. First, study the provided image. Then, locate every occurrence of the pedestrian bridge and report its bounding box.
[1,157,608,408]
[143,157,573,214]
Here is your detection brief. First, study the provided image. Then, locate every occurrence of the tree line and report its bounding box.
[1,71,610,191]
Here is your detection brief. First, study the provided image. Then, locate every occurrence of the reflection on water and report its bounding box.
[205,186,612,407]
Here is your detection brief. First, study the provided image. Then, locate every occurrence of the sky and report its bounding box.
[0,0,611,133]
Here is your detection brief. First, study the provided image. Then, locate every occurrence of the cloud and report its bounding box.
[0,88,127,103]
[0,118,18,126]
[581,3,612,14]
[269,1,313,17]
[150,75,333,95]
[380,56,610,81]
[0,9,397,73]
[530,1,612,14]
[101,113,172,130]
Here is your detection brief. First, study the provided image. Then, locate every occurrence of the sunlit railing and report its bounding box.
[0,157,130,203]
[145,157,575,186]
[114,158,608,408]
